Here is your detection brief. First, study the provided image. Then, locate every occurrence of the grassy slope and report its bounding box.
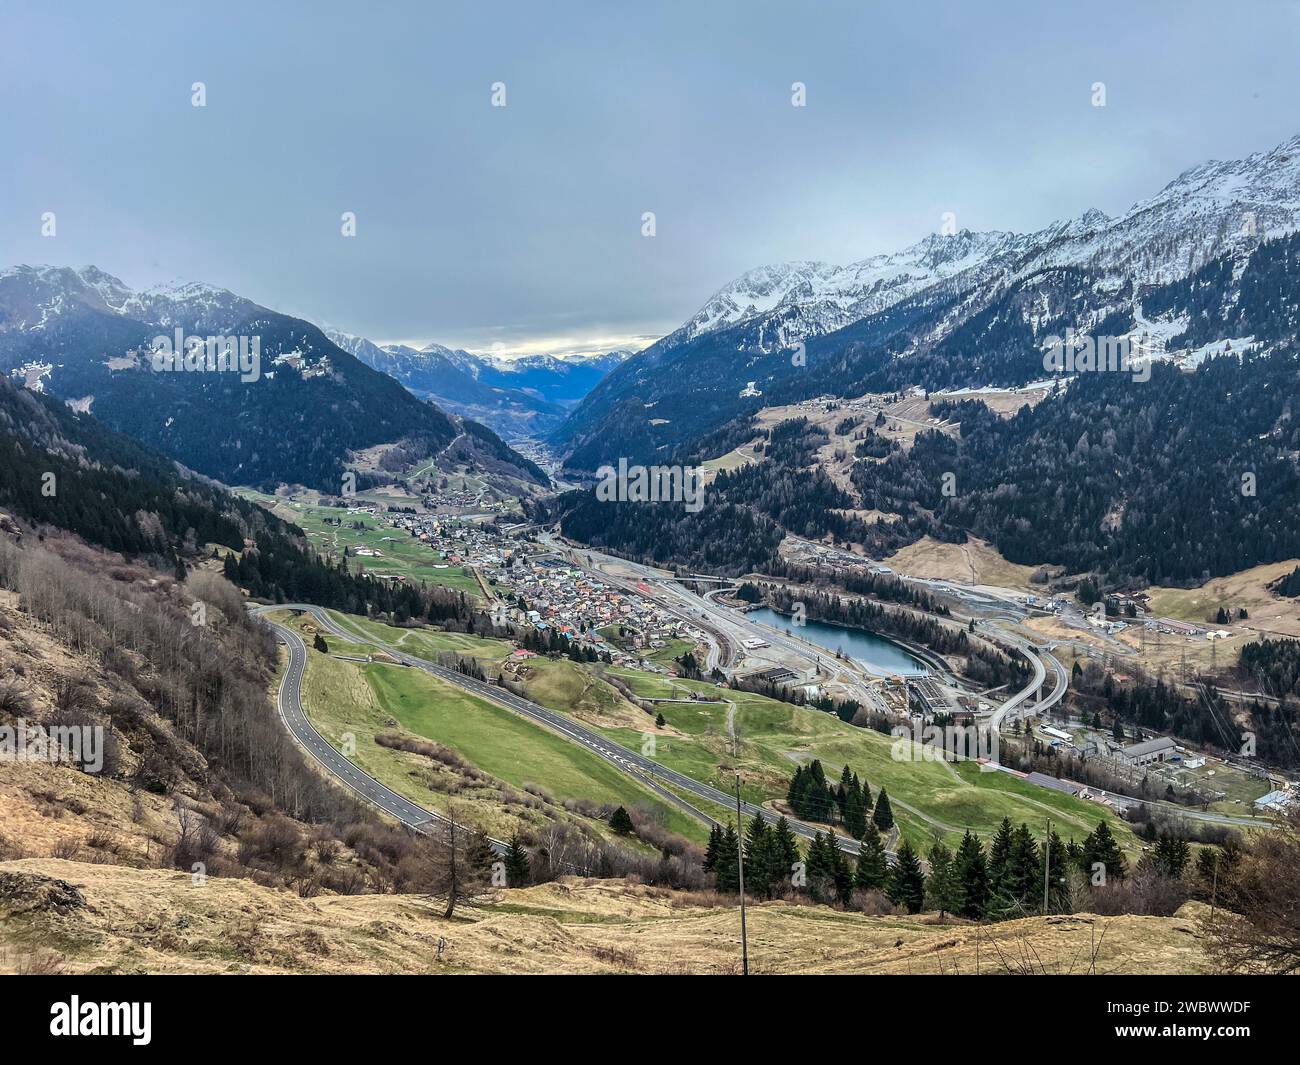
[241,491,484,599]
[284,609,1139,855]
[601,670,1139,855]
[331,612,511,661]
[274,611,706,845]
[363,665,704,842]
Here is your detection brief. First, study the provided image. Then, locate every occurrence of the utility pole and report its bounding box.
[1208,850,1219,930]
[735,773,749,976]
[1042,817,1052,914]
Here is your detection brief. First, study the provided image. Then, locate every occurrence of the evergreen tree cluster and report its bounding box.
[1074,667,1299,769]
[786,760,875,837]
[1238,636,1300,699]
[555,490,783,577]
[1273,565,1300,598]
[761,562,949,614]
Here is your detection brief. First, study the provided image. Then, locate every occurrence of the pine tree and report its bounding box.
[703,824,722,872]
[986,817,1014,902]
[888,839,926,914]
[828,832,854,906]
[803,760,834,822]
[805,830,831,888]
[1153,834,1191,879]
[1082,819,1127,882]
[855,830,889,892]
[744,815,774,898]
[872,789,895,832]
[609,806,635,836]
[772,816,800,883]
[312,632,328,652]
[840,770,868,838]
[787,765,805,811]
[714,823,740,893]
[996,822,1040,916]
[926,841,960,917]
[954,830,989,919]
[503,833,530,887]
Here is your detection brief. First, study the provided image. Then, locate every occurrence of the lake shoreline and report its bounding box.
[743,604,932,677]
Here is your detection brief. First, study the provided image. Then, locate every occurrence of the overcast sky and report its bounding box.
[4,1,1300,356]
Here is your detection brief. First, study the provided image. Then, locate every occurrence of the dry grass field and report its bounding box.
[884,535,1041,592]
[0,859,1215,976]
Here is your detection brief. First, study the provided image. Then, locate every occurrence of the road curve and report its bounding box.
[254,603,872,858]
[262,610,507,853]
[977,620,1071,733]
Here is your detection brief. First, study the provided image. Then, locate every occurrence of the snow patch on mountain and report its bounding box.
[673,131,1300,353]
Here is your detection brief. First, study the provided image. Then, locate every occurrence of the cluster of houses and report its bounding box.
[357,510,707,672]
[348,506,703,668]
[495,558,707,670]
[375,512,513,564]
[421,487,506,512]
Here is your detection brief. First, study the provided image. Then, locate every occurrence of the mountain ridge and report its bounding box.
[554,129,1300,469]
[0,266,546,490]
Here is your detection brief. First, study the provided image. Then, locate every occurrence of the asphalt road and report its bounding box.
[259,609,507,852]
[982,622,1053,732]
[254,603,872,858]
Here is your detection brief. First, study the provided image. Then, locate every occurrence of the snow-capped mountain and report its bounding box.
[0,265,267,338]
[675,230,1023,350]
[447,347,635,377]
[377,343,632,408]
[673,133,1300,355]
[325,331,631,436]
[0,266,547,489]
[556,130,1300,469]
[463,350,631,407]
[326,329,569,439]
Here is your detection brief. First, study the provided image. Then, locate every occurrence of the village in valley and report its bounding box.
[256,485,713,677]
[243,468,1296,836]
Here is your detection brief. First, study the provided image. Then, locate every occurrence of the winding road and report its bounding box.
[259,606,507,852]
[253,603,874,858]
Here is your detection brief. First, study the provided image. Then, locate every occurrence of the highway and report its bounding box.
[546,528,1077,746]
[541,532,895,712]
[254,604,873,858]
[258,607,507,853]
[978,620,1067,733]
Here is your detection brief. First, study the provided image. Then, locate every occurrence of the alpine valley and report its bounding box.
[325,329,631,441]
[4,25,1300,992]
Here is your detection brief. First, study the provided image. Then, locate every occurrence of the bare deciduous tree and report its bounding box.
[1203,806,1300,974]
